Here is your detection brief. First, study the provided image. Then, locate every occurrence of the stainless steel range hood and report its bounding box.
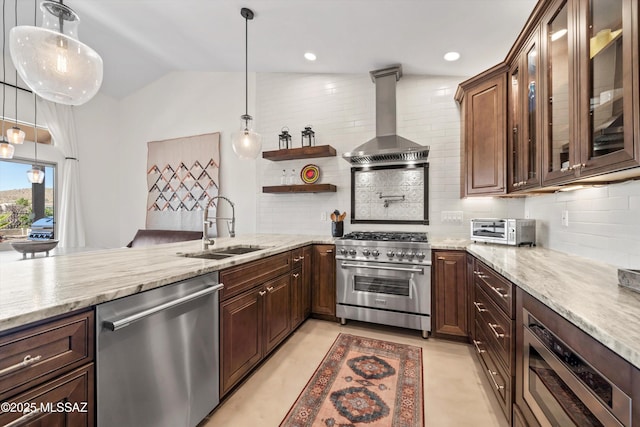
[343,65,430,165]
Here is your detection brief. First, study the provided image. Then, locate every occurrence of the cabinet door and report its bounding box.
[542,0,578,185]
[0,365,93,427]
[577,0,638,175]
[290,268,304,329]
[509,30,542,192]
[311,245,336,317]
[220,289,263,396]
[433,251,468,338]
[302,245,313,319]
[264,274,292,354]
[464,73,507,195]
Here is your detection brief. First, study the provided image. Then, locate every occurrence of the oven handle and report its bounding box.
[340,262,426,274]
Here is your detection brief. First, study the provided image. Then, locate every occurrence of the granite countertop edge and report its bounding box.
[0,234,335,334]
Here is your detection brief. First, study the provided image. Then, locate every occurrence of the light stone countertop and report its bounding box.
[468,243,640,370]
[429,237,471,250]
[0,234,334,334]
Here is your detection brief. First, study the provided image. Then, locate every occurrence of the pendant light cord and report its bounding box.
[2,0,6,139]
[34,0,38,167]
[244,11,248,117]
[13,0,18,127]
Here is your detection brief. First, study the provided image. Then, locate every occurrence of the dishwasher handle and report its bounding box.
[103,283,224,332]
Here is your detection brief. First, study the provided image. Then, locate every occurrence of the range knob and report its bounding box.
[416,252,426,260]
[397,251,406,258]
[371,250,380,257]
[362,249,371,256]
[406,252,415,259]
[348,249,357,256]
[387,251,395,258]
[339,248,348,255]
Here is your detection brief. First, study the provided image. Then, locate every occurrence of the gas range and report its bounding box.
[336,231,431,264]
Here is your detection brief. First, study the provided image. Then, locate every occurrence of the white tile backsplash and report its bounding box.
[525,180,640,268]
[255,72,522,237]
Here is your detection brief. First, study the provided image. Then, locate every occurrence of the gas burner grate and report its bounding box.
[341,231,428,242]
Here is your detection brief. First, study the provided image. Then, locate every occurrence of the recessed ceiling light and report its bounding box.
[304,52,317,61]
[444,51,460,61]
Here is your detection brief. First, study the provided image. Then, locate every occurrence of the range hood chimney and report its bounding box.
[343,65,430,165]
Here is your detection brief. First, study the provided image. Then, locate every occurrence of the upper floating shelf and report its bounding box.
[262,145,337,161]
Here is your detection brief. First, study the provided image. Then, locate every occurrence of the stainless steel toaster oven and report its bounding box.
[470,218,535,246]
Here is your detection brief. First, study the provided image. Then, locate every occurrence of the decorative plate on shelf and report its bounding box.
[301,164,320,184]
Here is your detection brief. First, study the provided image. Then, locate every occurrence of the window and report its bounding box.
[0,159,55,250]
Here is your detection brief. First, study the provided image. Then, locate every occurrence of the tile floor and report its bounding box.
[203,319,507,427]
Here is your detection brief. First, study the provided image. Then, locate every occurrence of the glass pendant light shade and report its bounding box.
[9,1,103,106]
[0,142,15,159]
[27,166,45,184]
[7,126,25,144]
[231,114,262,159]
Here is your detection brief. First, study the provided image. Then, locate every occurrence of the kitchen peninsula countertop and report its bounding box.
[468,243,640,370]
[0,234,333,334]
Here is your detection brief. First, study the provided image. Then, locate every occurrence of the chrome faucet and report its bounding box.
[203,196,235,250]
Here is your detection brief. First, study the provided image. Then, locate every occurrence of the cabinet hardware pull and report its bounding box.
[437,257,445,260]
[259,290,267,296]
[292,273,299,278]
[487,369,505,390]
[3,408,45,427]
[266,286,274,292]
[0,354,43,378]
[293,257,301,262]
[488,323,505,339]
[473,301,487,313]
[326,250,333,253]
[299,256,305,260]
[489,285,507,298]
[472,339,486,354]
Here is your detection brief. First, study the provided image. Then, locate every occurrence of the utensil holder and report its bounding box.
[331,221,344,237]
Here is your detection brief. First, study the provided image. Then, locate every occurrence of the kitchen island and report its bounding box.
[0,234,333,334]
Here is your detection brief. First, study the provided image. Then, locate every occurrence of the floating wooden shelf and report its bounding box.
[262,184,337,193]
[262,145,336,161]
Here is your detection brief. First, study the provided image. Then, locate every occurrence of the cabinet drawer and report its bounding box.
[220,252,291,301]
[0,364,93,427]
[0,311,94,401]
[474,319,511,422]
[474,261,513,317]
[291,247,305,270]
[473,285,513,372]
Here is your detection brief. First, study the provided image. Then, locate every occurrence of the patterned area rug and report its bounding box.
[280,334,423,427]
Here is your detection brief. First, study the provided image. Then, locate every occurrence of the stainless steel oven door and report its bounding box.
[337,260,430,314]
[522,315,630,427]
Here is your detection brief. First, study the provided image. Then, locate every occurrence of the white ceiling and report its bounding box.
[8,0,538,99]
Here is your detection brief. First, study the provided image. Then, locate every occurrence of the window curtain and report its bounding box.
[37,99,86,248]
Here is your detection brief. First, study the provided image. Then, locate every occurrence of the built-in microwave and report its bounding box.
[470,218,535,246]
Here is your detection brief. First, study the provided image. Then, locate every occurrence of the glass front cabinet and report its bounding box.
[509,30,542,192]
[540,0,638,186]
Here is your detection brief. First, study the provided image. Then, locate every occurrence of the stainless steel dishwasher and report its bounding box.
[96,272,223,427]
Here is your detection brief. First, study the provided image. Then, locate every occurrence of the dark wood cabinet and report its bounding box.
[311,245,336,319]
[0,310,95,427]
[432,250,468,339]
[220,245,321,396]
[456,65,508,196]
[220,287,263,396]
[470,257,515,424]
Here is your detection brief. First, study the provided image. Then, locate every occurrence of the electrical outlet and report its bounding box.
[441,211,464,223]
[525,210,530,219]
[320,211,327,221]
[561,210,569,227]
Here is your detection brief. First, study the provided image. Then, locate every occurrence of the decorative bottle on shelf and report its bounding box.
[287,169,296,185]
[280,169,286,185]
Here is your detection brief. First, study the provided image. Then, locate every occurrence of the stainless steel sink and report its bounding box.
[178,245,271,260]
[182,253,234,260]
[213,245,269,255]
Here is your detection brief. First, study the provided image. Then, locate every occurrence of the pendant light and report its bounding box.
[27,93,44,184]
[7,0,24,145]
[9,0,103,106]
[0,0,15,159]
[231,7,262,160]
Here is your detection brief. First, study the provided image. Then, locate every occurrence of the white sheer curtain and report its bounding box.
[38,99,86,248]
